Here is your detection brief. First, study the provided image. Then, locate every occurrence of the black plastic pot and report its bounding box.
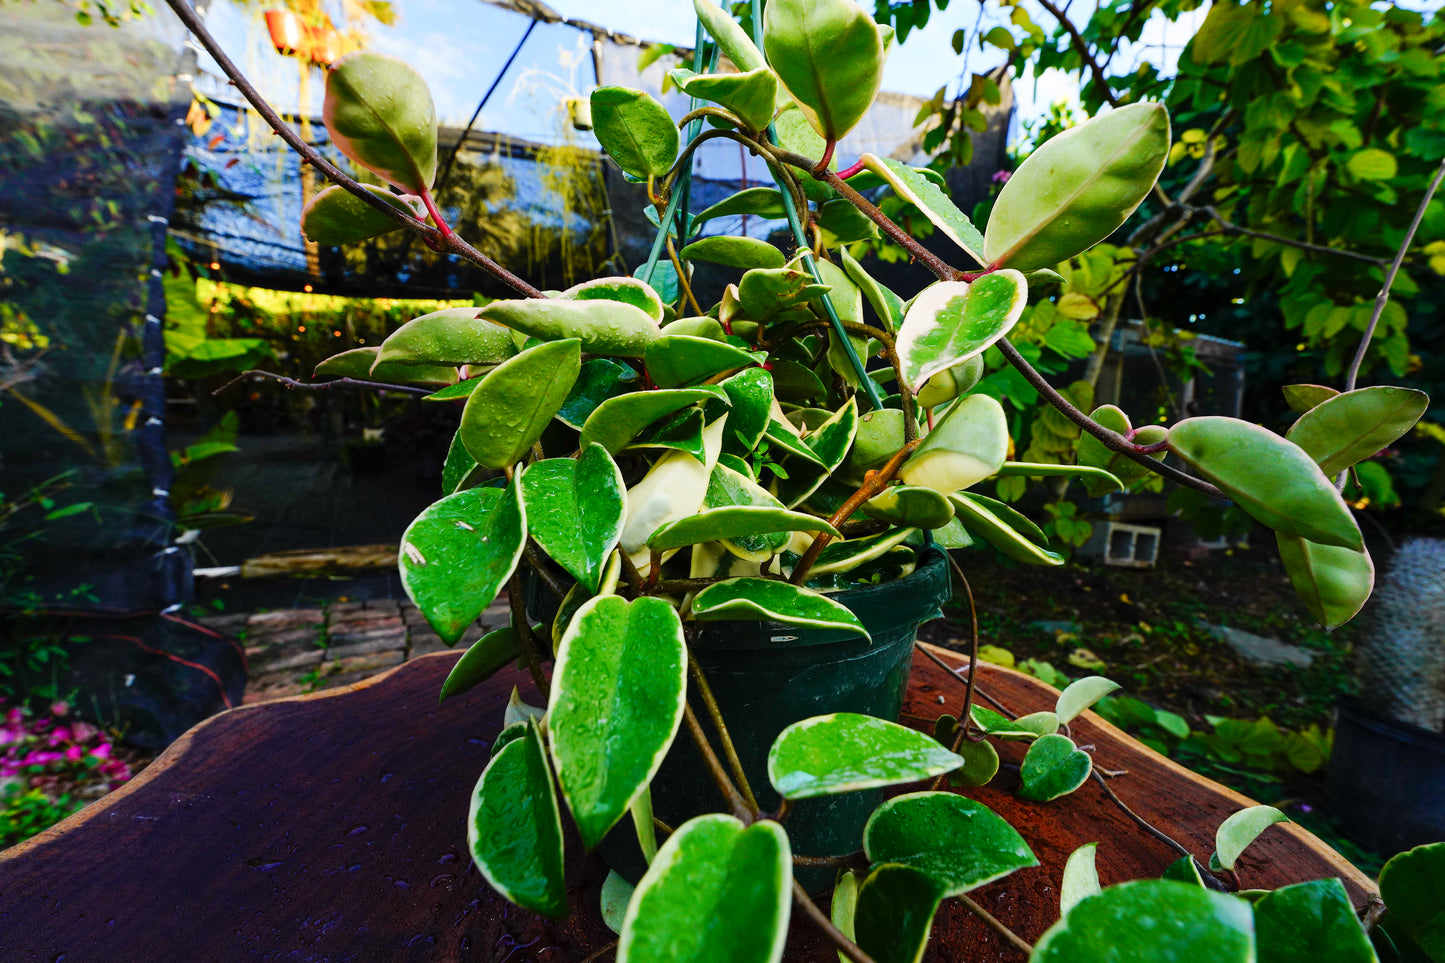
[1328,697,1445,855]
[601,547,952,892]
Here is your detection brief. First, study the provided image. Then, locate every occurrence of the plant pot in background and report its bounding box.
[600,548,952,892]
[1328,697,1445,856]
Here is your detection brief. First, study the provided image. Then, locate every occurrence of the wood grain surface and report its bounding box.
[0,643,1373,962]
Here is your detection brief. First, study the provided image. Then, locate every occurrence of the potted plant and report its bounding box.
[160,0,1445,959]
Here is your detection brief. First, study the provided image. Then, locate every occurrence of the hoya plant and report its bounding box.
[160,0,1441,959]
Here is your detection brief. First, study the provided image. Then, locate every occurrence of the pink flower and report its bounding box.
[5,709,23,726]
[48,726,72,746]
[90,743,112,760]
[71,722,98,742]
[992,169,1012,184]
[64,746,85,763]
[49,702,69,717]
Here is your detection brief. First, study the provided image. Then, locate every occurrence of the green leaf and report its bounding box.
[767,713,962,800]
[459,339,580,470]
[1075,405,1166,496]
[854,863,945,963]
[832,871,861,963]
[694,188,788,227]
[763,0,884,142]
[864,792,1037,895]
[895,273,1027,392]
[374,307,517,369]
[300,184,414,245]
[737,267,830,320]
[1281,384,1339,414]
[816,198,879,243]
[798,528,916,579]
[648,506,837,552]
[960,492,1048,544]
[1168,418,1363,551]
[399,482,526,645]
[557,358,641,429]
[1276,533,1374,630]
[1254,879,1376,963]
[1161,856,1205,886]
[602,870,636,935]
[582,387,725,454]
[590,86,679,179]
[839,247,904,333]
[917,357,985,408]
[1061,843,1101,917]
[994,462,1124,493]
[629,407,707,461]
[1347,147,1398,181]
[560,276,667,324]
[969,705,1055,740]
[1056,676,1122,724]
[860,153,987,265]
[692,578,870,640]
[323,52,438,193]
[478,296,660,358]
[865,485,954,529]
[693,0,767,72]
[704,464,793,558]
[984,103,1169,271]
[679,235,786,270]
[1213,805,1289,871]
[1286,386,1429,477]
[951,493,1064,565]
[1019,733,1093,802]
[549,595,686,850]
[620,420,728,563]
[947,737,999,787]
[442,430,481,495]
[619,815,791,963]
[1033,880,1254,963]
[424,377,484,402]
[1379,843,1445,959]
[720,367,775,454]
[645,335,761,387]
[467,720,567,918]
[669,67,779,132]
[439,624,526,702]
[520,447,626,593]
[315,346,456,386]
[901,394,1010,494]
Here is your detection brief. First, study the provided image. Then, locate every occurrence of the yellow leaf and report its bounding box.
[1056,292,1100,321]
[1067,647,1107,670]
[977,644,1015,668]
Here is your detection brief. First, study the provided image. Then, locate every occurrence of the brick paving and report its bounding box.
[202,597,509,704]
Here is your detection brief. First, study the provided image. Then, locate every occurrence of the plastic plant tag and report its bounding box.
[399,481,525,645]
[467,720,567,918]
[1032,880,1255,963]
[548,595,686,850]
[459,339,581,470]
[519,446,626,593]
[767,713,963,799]
[863,792,1037,896]
[618,814,791,963]
[323,52,437,194]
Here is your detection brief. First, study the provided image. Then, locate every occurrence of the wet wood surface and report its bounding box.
[0,644,1372,962]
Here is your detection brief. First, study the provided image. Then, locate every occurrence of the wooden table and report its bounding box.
[0,644,1371,962]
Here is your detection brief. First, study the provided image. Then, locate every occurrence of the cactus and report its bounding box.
[1358,538,1445,732]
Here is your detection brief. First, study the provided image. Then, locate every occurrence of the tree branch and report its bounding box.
[1036,0,1118,108]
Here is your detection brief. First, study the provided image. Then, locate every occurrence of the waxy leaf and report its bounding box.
[1282,383,1339,414]
[896,273,1027,392]
[323,52,437,193]
[375,307,516,369]
[951,492,1064,565]
[1061,844,1102,918]
[602,870,636,935]
[969,705,1056,740]
[1286,385,1429,478]
[591,86,679,179]
[424,377,484,402]
[802,528,917,578]
[1033,880,1255,963]
[694,187,788,227]
[901,394,1009,494]
[995,462,1125,494]
[300,184,416,245]
[1254,879,1376,963]
[619,814,791,963]
[646,335,760,388]
[949,737,999,787]
[961,492,1048,545]
[767,713,963,800]
[854,864,945,963]
[840,247,905,333]
[738,267,829,320]
[693,0,767,72]
[442,430,481,495]
[864,792,1037,896]
[557,358,641,429]
[629,407,707,461]
[860,153,987,265]
[1168,417,1363,551]
[648,506,837,552]
[549,595,687,850]
[1162,856,1206,886]
[763,0,884,142]
[704,464,791,559]
[1276,533,1374,630]
[315,346,456,386]
[720,367,774,454]
[866,486,954,529]
[1056,676,1122,725]
[582,387,726,454]
[439,624,525,703]
[459,339,580,469]
[844,409,906,477]
[479,297,659,358]
[917,357,985,408]
[669,67,778,132]
[832,871,861,963]
[467,720,566,918]
[1019,733,1092,802]
[399,482,525,645]
[520,447,626,593]
[1075,405,1166,496]
[1213,805,1288,871]
[560,276,667,324]
[620,419,727,563]
[692,578,869,639]
[1378,843,1445,960]
[985,102,1169,271]
[679,235,786,270]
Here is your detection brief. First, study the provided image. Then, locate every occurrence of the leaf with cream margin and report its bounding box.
[767,714,962,800]
[519,445,626,594]
[374,307,516,369]
[949,492,1065,566]
[581,387,727,454]
[899,394,1009,494]
[860,153,987,266]
[863,792,1037,896]
[647,506,838,552]
[459,339,580,470]
[668,67,779,132]
[301,184,419,246]
[1061,844,1102,916]
[1056,676,1122,725]
[692,578,869,639]
[895,273,1027,393]
[323,53,437,193]
[763,0,885,142]
[619,418,726,569]
[1213,805,1289,871]
[478,297,660,359]
[314,347,457,387]
[559,276,667,324]
[694,0,767,72]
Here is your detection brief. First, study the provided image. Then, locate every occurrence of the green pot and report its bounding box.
[602,547,952,892]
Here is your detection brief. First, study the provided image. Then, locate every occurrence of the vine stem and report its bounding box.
[686,650,759,811]
[161,0,543,300]
[1344,155,1445,392]
[958,894,1035,956]
[507,574,550,697]
[212,369,431,397]
[791,880,880,963]
[682,701,751,821]
[790,439,921,585]
[994,339,1226,499]
[931,556,984,792]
